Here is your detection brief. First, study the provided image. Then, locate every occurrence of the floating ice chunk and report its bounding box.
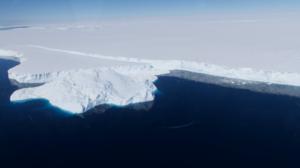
[11,65,159,113]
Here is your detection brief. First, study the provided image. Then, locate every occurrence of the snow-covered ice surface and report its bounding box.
[2,16,300,113]
[10,65,158,113]
[0,49,23,62]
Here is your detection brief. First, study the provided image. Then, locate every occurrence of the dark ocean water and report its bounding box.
[1,59,300,167]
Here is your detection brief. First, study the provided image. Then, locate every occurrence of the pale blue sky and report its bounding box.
[0,0,299,25]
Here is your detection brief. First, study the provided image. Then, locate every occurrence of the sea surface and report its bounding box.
[1,59,300,167]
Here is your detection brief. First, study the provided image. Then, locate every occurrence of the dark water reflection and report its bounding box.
[1,59,300,167]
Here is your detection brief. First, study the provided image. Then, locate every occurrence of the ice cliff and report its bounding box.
[7,48,300,113]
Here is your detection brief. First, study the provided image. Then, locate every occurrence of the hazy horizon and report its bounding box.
[1,0,300,26]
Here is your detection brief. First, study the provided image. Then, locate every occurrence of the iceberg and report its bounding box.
[11,65,158,114]
[2,16,300,113]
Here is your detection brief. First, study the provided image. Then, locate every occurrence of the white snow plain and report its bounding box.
[2,16,300,113]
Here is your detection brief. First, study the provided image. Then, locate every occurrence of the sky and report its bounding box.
[0,0,300,25]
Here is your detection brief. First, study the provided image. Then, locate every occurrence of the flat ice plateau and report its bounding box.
[2,16,300,113]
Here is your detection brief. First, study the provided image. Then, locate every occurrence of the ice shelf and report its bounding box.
[2,16,300,113]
